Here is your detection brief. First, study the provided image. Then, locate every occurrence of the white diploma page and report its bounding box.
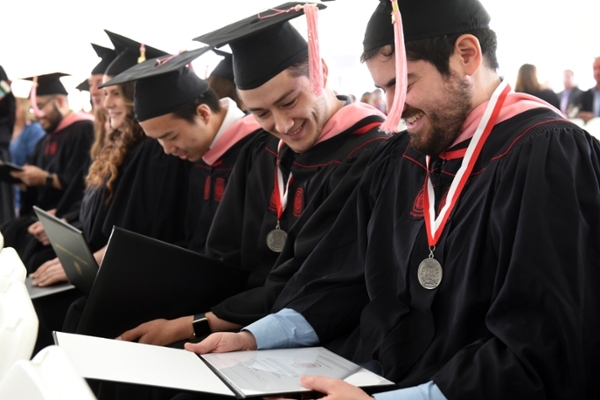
[53,331,235,396]
[201,347,394,398]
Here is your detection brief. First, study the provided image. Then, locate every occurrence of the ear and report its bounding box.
[451,34,482,77]
[196,103,211,123]
[321,58,329,87]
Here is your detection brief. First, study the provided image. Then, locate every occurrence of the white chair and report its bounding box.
[0,280,39,379]
[0,345,97,399]
[0,247,27,290]
[569,117,585,128]
[584,117,600,140]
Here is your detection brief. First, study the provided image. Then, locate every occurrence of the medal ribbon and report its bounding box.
[423,80,511,248]
[274,140,294,221]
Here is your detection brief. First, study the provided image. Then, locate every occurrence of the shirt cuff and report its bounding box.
[243,308,320,349]
[374,381,447,400]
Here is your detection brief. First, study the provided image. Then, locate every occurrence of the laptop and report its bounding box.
[77,226,251,340]
[33,206,99,295]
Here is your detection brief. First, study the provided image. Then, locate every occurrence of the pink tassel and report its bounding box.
[304,4,323,96]
[380,0,407,134]
[30,76,45,118]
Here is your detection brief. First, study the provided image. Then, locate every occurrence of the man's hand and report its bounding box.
[30,257,68,287]
[11,165,51,187]
[27,221,50,245]
[117,316,194,345]
[184,331,257,354]
[297,376,374,400]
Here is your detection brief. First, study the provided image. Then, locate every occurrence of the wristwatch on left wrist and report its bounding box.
[46,172,55,186]
[192,312,211,338]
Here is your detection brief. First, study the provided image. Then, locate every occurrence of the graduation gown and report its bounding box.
[272,108,600,398]
[0,117,94,267]
[207,103,388,326]
[81,138,192,251]
[0,91,15,224]
[185,134,255,253]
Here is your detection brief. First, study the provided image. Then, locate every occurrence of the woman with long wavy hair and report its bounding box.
[29,34,191,353]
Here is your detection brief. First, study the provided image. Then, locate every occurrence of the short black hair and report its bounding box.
[287,57,309,79]
[171,88,221,124]
[361,28,499,76]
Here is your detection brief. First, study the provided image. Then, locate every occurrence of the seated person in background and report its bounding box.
[577,57,600,123]
[9,97,46,213]
[0,65,17,224]
[515,63,560,109]
[187,0,600,399]
[556,69,584,116]
[1,72,94,269]
[116,3,388,349]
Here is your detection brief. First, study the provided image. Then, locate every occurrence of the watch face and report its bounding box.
[193,316,211,338]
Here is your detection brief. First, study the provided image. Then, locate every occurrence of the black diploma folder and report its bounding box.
[77,226,250,339]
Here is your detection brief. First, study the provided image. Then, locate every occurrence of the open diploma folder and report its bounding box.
[0,161,23,184]
[54,332,394,398]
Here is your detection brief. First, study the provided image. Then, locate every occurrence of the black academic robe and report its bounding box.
[0,119,93,267]
[272,108,600,399]
[81,138,191,252]
[0,91,15,224]
[185,134,255,253]
[207,112,388,326]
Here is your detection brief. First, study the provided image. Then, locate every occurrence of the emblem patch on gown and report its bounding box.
[214,177,225,202]
[410,188,424,218]
[293,187,304,217]
[45,141,58,156]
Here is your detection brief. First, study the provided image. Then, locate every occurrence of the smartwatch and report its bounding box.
[46,172,55,186]
[192,312,211,338]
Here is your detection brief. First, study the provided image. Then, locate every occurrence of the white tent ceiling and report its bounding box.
[2,0,598,106]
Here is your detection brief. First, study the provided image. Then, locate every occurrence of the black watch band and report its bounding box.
[46,172,54,186]
[192,312,211,338]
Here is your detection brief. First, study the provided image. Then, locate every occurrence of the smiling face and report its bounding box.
[102,76,129,131]
[367,50,472,156]
[239,69,329,154]
[139,105,217,162]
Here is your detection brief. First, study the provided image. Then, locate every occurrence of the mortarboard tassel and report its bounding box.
[138,44,146,63]
[30,76,46,118]
[380,0,407,134]
[304,4,323,96]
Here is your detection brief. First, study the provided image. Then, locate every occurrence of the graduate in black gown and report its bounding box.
[0,65,16,225]
[100,47,262,255]
[1,73,94,267]
[115,3,388,350]
[16,44,117,273]
[188,1,600,399]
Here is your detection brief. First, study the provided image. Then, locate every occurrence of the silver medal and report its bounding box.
[417,257,443,289]
[266,227,287,253]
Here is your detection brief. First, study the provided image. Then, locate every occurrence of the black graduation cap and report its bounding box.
[24,73,69,96]
[91,44,117,75]
[104,30,168,77]
[76,79,90,92]
[363,0,490,53]
[193,2,327,90]
[209,49,234,82]
[100,47,212,122]
[0,65,8,81]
